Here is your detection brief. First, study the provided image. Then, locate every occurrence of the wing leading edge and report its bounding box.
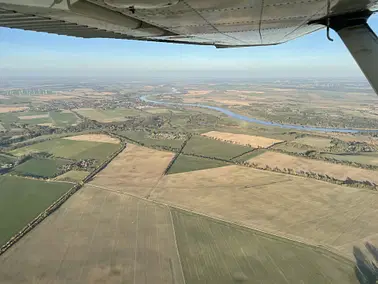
[0,0,376,47]
[0,0,377,93]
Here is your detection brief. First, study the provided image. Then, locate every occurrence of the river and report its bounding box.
[140,95,378,134]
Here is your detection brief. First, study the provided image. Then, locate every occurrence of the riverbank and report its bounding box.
[141,95,378,134]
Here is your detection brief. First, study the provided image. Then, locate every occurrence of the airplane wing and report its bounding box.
[0,0,375,47]
[0,0,377,93]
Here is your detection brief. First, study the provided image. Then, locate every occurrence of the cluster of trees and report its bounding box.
[179,148,377,191]
[329,139,378,153]
[59,158,98,173]
[238,161,377,191]
[202,135,256,148]
[147,131,187,141]
[272,147,378,171]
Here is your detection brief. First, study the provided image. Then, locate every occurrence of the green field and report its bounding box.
[10,138,119,161]
[172,209,358,284]
[76,108,144,122]
[0,175,72,246]
[54,170,89,182]
[168,154,228,174]
[118,130,185,150]
[293,136,333,149]
[0,110,79,127]
[49,111,78,127]
[17,111,52,125]
[320,152,378,166]
[0,153,16,165]
[0,113,21,127]
[20,117,52,125]
[182,135,250,160]
[12,158,70,178]
[0,96,31,104]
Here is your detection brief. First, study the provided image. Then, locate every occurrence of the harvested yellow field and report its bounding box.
[152,165,378,259]
[183,98,203,104]
[90,144,174,197]
[36,95,74,101]
[54,170,89,182]
[18,114,49,120]
[186,90,211,96]
[0,186,184,284]
[63,134,120,144]
[249,151,378,184]
[0,106,28,113]
[226,90,265,94]
[37,123,53,127]
[212,99,250,106]
[201,131,283,148]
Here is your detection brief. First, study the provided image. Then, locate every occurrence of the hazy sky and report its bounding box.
[0,14,377,79]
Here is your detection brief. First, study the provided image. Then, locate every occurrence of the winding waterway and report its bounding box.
[141,95,378,134]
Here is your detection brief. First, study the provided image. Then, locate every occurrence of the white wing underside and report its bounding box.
[0,0,377,47]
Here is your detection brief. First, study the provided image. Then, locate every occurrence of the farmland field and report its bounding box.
[249,151,378,184]
[0,175,72,246]
[201,131,283,148]
[0,110,78,127]
[144,107,182,114]
[118,130,185,150]
[293,136,333,149]
[75,108,144,122]
[90,143,174,197]
[182,135,250,160]
[0,186,185,284]
[63,134,119,144]
[17,111,52,125]
[50,110,78,127]
[320,152,378,166]
[0,154,16,166]
[10,138,120,161]
[0,106,28,113]
[152,165,378,259]
[172,209,358,284]
[168,154,228,174]
[12,158,70,178]
[55,170,90,182]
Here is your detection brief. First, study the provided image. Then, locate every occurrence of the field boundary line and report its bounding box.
[145,136,191,199]
[85,183,356,266]
[230,148,256,160]
[169,209,187,284]
[133,201,140,284]
[163,135,191,176]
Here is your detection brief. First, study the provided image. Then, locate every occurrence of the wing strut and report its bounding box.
[312,11,378,95]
